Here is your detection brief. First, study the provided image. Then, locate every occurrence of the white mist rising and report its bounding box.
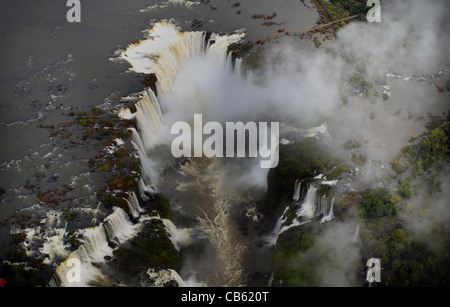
[260,0,449,170]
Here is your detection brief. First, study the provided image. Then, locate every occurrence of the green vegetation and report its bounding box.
[392,118,449,179]
[327,164,352,180]
[151,194,174,220]
[110,219,182,277]
[271,225,319,287]
[66,211,77,221]
[314,38,322,48]
[328,0,369,20]
[262,138,344,217]
[343,139,362,149]
[66,229,83,247]
[360,188,397,219]
[350,72,378,98]
[366,116,450,286]
[0,247,49,287]
[322,0,351,20]
[269,114,450,287]
[100,194,129,214]
[359,116,449,286]
[360,215,450,286]
[312,0,368,34]
[107,173,139,193]
[398,181,414,199]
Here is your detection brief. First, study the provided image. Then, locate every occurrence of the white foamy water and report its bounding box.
[146,268,205,287]
[161,218,194,251]
[120,21,208,93]
[139,0,200,13]
[52,207,141,287]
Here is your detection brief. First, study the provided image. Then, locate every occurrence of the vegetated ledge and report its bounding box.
[105,217,183,287]
[312,0,369,25]
[74,107,185,286]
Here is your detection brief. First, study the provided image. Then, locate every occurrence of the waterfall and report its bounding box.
[317,194,328,217]
[352,224,360,243]
[235,58,243,79]
[120,21,206,94]
[274,207,290,237]
[129,128,158,192]
[268,272,274,287]
[161,218,194,252]
[120,22,244,123]
[320,198,335,224]
[126,191,143,219]
[267,181,337,247]
[268,181,339,247]
[225,51,233,73]
[119,21,244,187]
[104,207,137,245]
[279,219,311,235]
[266,207,290,246]
[134,89,163,150]
[206,32,245,68]
[53,227,111,287]
[51,206,141,287]
[267,206,311,246]
[120,22,243,95]
[298,185,317,218]
[293,179,301,201]
[129,128,150,174]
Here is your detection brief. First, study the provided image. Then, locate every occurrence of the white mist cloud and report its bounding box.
[255,0,449,168]
[399,175,450,251]
[312,222,361,287]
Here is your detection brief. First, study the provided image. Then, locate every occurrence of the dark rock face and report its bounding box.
[164,280,179,287]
